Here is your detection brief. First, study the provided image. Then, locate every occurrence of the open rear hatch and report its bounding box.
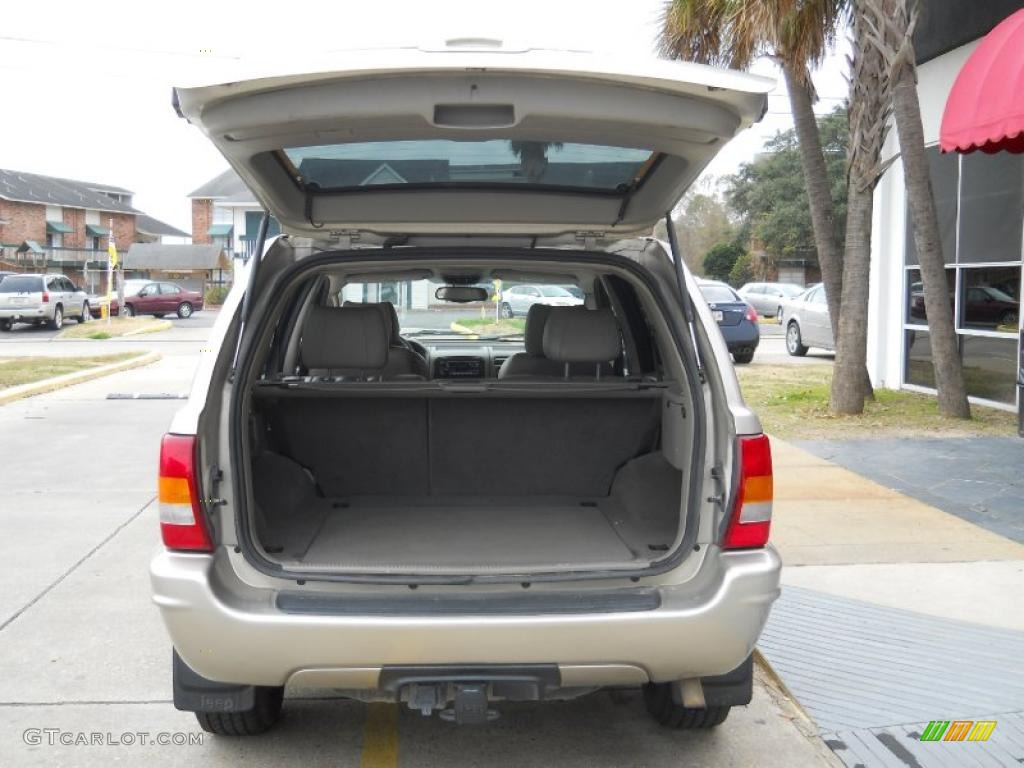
[173,42,771,239]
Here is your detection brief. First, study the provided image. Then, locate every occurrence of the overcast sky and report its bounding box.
[0,0,850,233]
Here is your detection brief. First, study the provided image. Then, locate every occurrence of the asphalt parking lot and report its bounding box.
[0,319,839,767]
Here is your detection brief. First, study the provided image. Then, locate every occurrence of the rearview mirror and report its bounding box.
[435,286,488,303]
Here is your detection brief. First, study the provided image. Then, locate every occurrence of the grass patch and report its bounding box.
[57,317,171,339]
[452,317,526,336]
[736,363,1018,440]
[0,353,143,389]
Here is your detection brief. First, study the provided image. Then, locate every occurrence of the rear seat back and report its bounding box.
[301,305,389,380]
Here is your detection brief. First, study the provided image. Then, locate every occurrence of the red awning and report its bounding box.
[940,8,1024,154]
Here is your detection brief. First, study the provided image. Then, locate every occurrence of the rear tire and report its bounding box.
[500,302,513,319]
[0,319,11,332]
[177,302,193,319]
[194,687,283,736]
[643,683,731,729]
[79,302,90,323]
[733,348,755,365]
[786,322,808,356]
[50,305,63,330]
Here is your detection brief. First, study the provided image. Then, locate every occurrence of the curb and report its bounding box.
[55,319,173,340]
[0,352,160,406]
[753,648,815,726]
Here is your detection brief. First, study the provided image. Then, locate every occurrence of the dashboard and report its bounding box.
[416,339,526,380]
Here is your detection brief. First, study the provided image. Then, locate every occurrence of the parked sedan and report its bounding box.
[697,280,759,364]
[498,284,584,318]
[737,282,805,318]
[778,283,835,356]
[0,273,91,331]
[120,281,204,319]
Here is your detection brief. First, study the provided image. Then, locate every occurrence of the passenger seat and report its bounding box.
[542,307,622,379]
[497,304,563,378]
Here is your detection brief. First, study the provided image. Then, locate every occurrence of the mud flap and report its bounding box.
[172,650,256,713]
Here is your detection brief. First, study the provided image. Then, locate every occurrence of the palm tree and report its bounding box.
[659,0,848,344]
[862,0,970,418]
[830,0,893,413]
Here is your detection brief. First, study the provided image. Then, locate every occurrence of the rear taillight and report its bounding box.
[41,292,49,303]
[158,434,213,552]
[722,434,773,549]
[745,304,758,323]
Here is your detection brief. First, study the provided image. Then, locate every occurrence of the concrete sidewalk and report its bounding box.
[764,438,1024,767]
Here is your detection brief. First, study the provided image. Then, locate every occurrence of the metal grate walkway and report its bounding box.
[759,585,1024,766]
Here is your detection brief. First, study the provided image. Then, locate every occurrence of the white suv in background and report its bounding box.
[0,273,90,331]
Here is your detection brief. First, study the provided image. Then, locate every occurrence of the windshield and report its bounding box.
[777,284,804,297]
[338,278,584,340]
[699,284,740,303]
[282,140,654,192]
[0,276,43,293]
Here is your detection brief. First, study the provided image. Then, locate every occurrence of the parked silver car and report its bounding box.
[150,45,780,738]
[778,283,835,356]
[0,273,91,331]
[737,282,805,318]
[499,283,583,317]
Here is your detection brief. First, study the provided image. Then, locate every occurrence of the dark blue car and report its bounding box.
[698,281,760,364]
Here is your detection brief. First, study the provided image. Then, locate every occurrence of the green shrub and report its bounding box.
[204,285,230,305]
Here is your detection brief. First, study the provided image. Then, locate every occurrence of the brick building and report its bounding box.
[0,169,142,292]
[190,168,279,267]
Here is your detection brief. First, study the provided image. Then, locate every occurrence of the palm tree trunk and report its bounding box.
[785,61,873,401]
[783,62,843,340]
[889,25,971,418]
[830,182,875,413]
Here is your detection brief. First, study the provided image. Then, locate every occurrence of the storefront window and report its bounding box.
[960,335,1018,405]
[905,330,936,389]
[904,268,955,325]
[905,147,958,266]
[960,266,1021,331]
[958,152,1023,264]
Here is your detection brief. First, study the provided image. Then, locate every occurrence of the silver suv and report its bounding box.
[151,45,781,737]
[0,273,91,331]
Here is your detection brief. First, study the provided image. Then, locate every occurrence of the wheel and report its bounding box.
[177,302,193,319]
[194,686,283,736]
[122,303,135,317]
[733,348,755,365]
[79,302,90,323]
[0,319,11,332]
[776,306,784,323]
[1000,309,1018,328]
[499,302,513,319]
[643,683,731,729]
[786,322,808,356]
[50,305,63,330]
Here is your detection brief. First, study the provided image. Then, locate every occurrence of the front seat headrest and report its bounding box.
[523,303,553,356]
[542,307,620,364]
[302,305,388,372]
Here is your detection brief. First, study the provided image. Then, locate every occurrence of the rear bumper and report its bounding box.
[719,323,760,350]
[0,307,48,320]
[150,546,781,689]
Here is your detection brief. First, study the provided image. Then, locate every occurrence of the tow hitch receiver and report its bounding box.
[440,684,496,724]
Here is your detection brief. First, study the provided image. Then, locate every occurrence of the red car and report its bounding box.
[93,281,204,319]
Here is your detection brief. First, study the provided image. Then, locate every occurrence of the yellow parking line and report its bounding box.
[359,703,399,768]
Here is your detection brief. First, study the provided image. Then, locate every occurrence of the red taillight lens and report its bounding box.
[722,434,773,549]
[745,304,758,323]
[158,434,213,552]
[41,292,49,303]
